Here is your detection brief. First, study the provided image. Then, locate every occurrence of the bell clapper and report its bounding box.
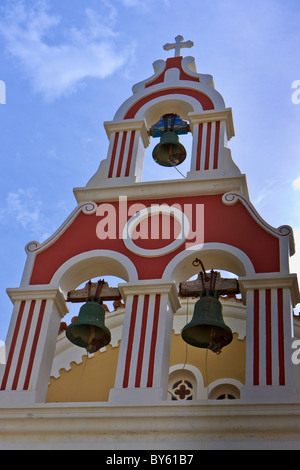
[86,325,96,354]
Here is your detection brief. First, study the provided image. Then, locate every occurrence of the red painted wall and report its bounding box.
[29,194,280,285]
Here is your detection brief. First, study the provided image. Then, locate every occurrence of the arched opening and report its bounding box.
[134,96,200,183]
[46,252,136,403]
[143,130,192,183]
[163,242,255,285]
[168,245,248,400]
[50,249,138,294]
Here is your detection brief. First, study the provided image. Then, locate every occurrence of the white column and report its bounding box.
[103,119,149,184]
[0,288,68,404]
[109,280,180,404]
[239,275,299,402]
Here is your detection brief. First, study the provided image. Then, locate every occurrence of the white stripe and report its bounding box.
[190,123,199,171]
[199,123,207,171]
[209,121,216,170]
[271,289,279,386]
[245,289,254,386]
[105,132,117,178]
[111,131,123,178]
[258,289,266,386]
[120,131,131,177]
[113,295,134,389]
[151,293,172,390]
[282,288,293,385]
[140,294,156,387]
[17,299,41,390]
[127,294,145,388]
[6,300,31,390]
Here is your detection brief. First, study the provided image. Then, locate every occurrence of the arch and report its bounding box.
[49,250,139,294]
[208,379,243,400]
[163,242,256,284]
[122,88,215,121]
[132,95,206,129]
[168,363,206,400]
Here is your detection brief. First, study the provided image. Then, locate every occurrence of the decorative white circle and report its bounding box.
[123,205,190,257]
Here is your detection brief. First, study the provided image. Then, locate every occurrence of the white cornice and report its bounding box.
[119,280,181,312]
[239,274,300,306]
[73,174,249,204]
[104,119,150,147]
[188,108,235,140]
[6,287,69,317]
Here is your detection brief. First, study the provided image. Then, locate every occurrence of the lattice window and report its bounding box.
[169,379,194,400]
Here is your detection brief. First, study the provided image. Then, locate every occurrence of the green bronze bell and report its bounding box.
[152,131,187,167]
[66,296,111,354]
[181,290,232,353]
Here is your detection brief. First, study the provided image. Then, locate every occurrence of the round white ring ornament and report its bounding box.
[123,205,190,257]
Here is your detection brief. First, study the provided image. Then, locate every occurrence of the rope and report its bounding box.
[167,155,186,178]
[70,353,89,402]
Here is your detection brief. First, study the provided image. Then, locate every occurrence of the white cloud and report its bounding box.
[6,189,41,229]
[0,0,132,100]
[0,188,41,229]
[0,188,52,241]
[292,176,300,190]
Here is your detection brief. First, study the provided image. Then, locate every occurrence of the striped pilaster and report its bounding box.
[189,109,234,175]
[0,289,68,403]
[240,276,298,400]
[109,281,180,403]
[104,120,149,182]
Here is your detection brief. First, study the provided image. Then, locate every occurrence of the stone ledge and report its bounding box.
[0,401,300,449]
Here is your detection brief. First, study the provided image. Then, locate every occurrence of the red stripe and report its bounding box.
[277,288,285,385]
[195,123,203,171]
[204,122,212,170]
[108,132,120,178]
[23,299,46,390]
[253,290,259,385]
[147,294,161,387]
[135,295,150,387]
[116,132,127,177]
[123,295,138,388]
[125,131,136,177]
[265,289,272,385]
[12,300,36,390]
[213,121,220,169]
[145,57,200,88]
[124,88,214,119]
[0,301,26,390]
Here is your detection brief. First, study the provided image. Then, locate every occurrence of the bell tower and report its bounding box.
[0,36,299,409]
[79,35,240,196]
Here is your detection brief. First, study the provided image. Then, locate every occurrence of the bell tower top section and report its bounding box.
[74,37,247,203]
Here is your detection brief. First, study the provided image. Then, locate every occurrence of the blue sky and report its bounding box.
[0,0,300,343]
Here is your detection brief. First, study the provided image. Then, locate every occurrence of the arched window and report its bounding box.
[168,365,205,400]
[208,383,240,400]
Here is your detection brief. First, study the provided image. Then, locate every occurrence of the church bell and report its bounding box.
[181,289,233,353]
[66,296,111,354]
[152,130,187,167]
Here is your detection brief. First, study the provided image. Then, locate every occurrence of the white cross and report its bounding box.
[163,35,194,57]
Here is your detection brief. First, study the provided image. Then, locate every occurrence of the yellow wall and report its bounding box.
[46,342,120,403]
[46,333,245,403]
[170,332,245,387]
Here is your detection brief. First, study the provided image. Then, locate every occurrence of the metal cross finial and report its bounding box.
[163,35,194,57]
